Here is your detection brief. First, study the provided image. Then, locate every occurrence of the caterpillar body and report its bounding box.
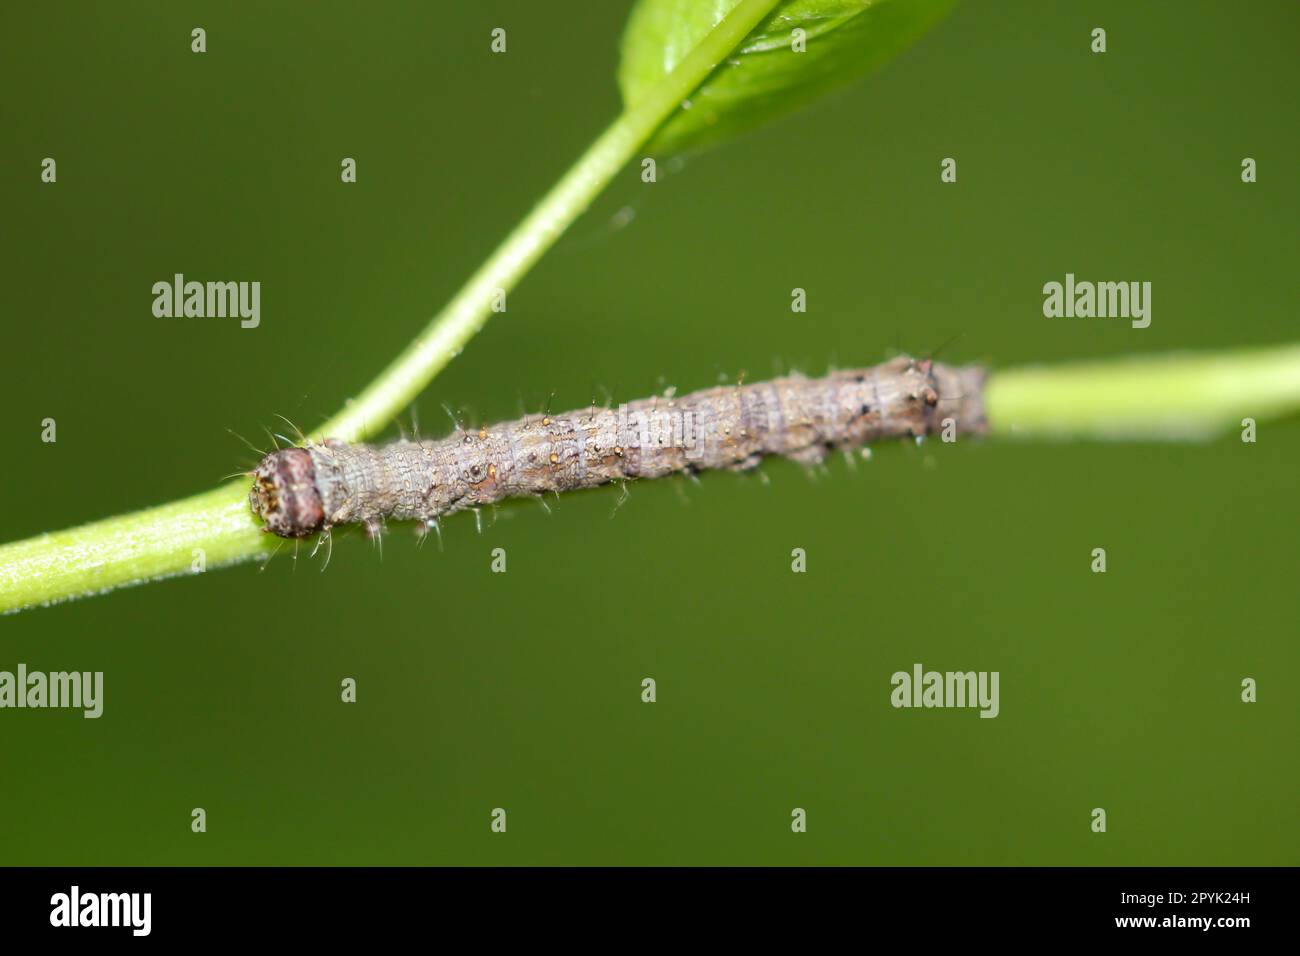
[249,356,988,539]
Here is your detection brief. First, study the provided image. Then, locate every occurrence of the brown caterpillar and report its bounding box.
[249,356,988,539]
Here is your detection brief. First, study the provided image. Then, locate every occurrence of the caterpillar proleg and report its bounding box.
[249,356,987,539]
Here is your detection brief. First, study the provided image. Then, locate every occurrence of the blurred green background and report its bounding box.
[1,0,1296,865]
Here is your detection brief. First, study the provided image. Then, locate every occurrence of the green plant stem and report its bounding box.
[312,0,785,444]
[986,343,1300,441]
[0,483,268,614]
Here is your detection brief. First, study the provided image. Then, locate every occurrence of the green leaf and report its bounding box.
[619,0,956,155]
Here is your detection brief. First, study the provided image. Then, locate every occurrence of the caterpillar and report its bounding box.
[249,356,988,539]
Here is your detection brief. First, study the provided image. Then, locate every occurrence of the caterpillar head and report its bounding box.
[249,448,325,538]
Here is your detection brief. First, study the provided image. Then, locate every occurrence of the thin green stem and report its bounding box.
[986,343,1300,441]
[0,483,270,614]
[313,0,785,444]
